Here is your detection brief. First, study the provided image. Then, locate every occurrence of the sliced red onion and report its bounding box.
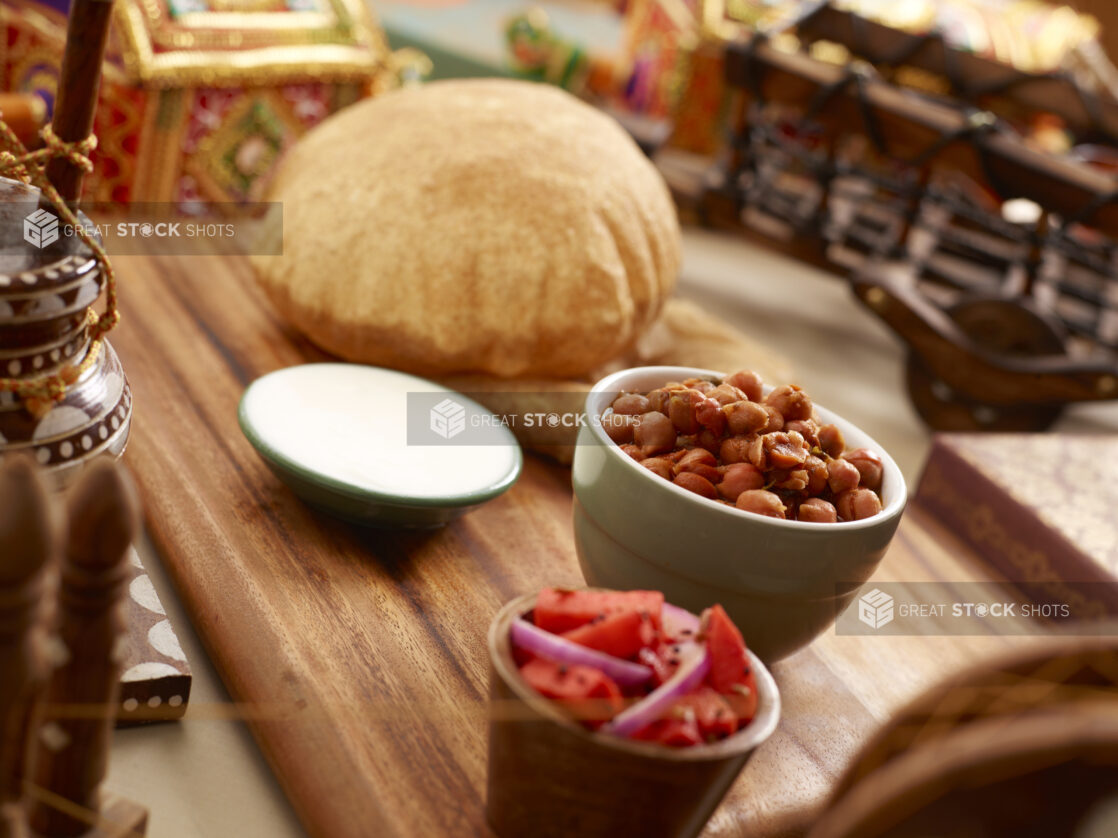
[601,641,711,738]
[510,619,653,688]
[662,602,700,639]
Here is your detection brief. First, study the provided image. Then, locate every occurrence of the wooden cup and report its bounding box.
[486,593,781,838]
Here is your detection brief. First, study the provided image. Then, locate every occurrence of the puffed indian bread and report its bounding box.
[253,78,680,378]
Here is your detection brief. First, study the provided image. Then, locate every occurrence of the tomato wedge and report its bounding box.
[674,687,737,741]
[638,640,691,687]
[705,604,750,691]
[534,588,664,633]
[631,716,703,747]
[703,604,758,726]
[518,658,624,725]
[561,610,656,660]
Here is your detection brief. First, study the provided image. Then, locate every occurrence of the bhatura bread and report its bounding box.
[253,79,680,378]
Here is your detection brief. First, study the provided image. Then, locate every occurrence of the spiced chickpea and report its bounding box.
[804,455,829,495]
[674,449,721,484]
[827,458,861,494]
[681,377,716,394]
[774,469,809,491]
[763,431,810,469]
[696,427,723,454]
[836,488,882,521]
[646,388,670,414]
[676,448,717,470]
[647,383,690,414]
[633,411,675,455]
[725,370,764,402]
[735,489,786,519]
[719,436,752,464]
[725,400,769,435]
[709,383,747,406]
[675,434,698,451]
[602,412,636,444]
[817,424,845,458]
[668,390,704,434]
[620,443,642,461]
[695,397,727,435]
[684,464,721,485]
[673,471,719,499]
[843,448,883,491]
[641,457,674,480]
[784,418,820,446]
[761,405,784,433]
[716,463,764,501]
[798,498,838,523]
[764,384,813,421]
[746,435,766,469]
[612,393,651,415]
[607,370,886,523]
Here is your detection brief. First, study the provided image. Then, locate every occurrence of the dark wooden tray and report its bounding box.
[111,252,1036,837]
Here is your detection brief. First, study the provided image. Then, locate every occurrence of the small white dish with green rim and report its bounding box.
[238,363,522,527]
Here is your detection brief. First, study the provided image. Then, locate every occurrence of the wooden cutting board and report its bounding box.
[110,252,1037,838]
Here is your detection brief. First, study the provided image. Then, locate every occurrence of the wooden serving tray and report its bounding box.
[111,253,1036,838]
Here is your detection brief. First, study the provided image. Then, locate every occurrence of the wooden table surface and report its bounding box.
[103,238,1118,838]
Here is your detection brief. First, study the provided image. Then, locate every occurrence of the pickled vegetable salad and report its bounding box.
[512,588,758,747]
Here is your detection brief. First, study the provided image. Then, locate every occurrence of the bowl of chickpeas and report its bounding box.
[571,366,907,662]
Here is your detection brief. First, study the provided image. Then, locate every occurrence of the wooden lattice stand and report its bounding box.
[666,1,1118,430]
[0,457,147,838]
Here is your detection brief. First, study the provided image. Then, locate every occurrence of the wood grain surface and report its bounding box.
[109,252,1038,838]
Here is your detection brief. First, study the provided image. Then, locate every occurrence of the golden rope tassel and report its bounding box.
[0,119,117,419]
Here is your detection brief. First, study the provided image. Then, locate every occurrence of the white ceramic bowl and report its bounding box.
[239,364,522,527]
[571,366,907,661]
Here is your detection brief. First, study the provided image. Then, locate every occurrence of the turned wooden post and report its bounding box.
[28,462,138,837]
[0,458,58,838]
[43,0,116,203]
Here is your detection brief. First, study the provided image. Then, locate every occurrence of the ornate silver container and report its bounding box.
[0,178,131,483]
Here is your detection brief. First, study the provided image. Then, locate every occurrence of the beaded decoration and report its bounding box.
[0,121,117,419]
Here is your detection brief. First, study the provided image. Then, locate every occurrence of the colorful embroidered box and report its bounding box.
[914,433,1118,616]
[1,0,392,205]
